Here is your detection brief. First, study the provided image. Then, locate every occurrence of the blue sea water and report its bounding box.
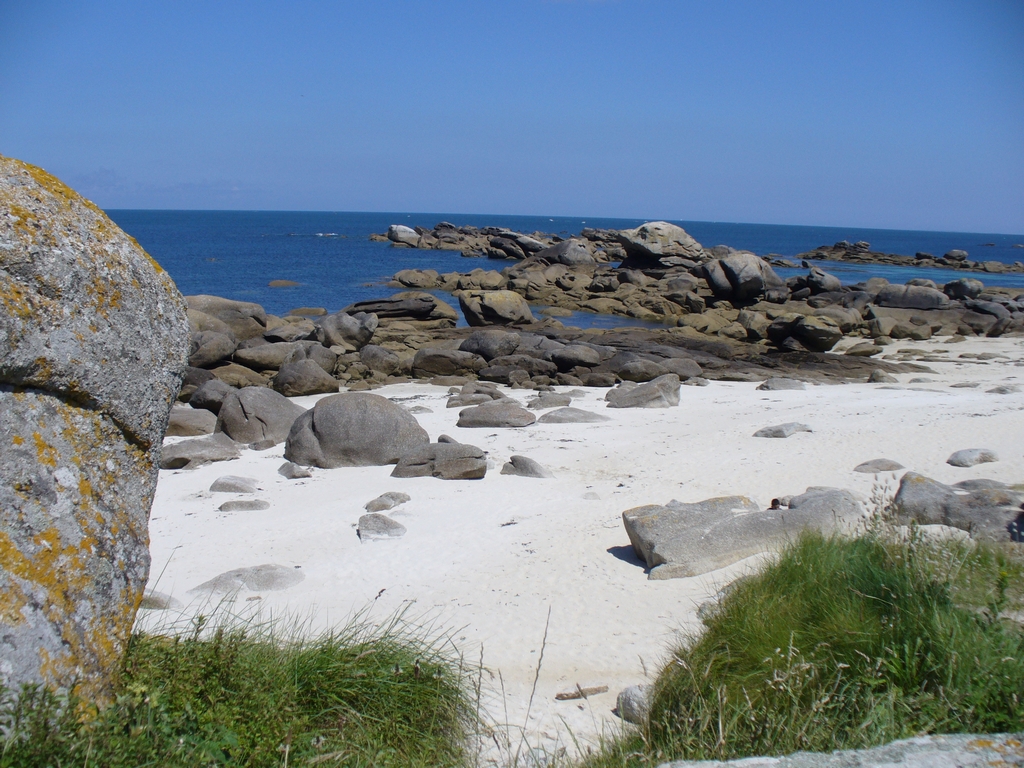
[107,210,1024,324]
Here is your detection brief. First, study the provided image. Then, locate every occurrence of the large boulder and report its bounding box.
[316,311,378,350]
[412,348,487,377]
[605,374,680,408]
[806,266,842,294]
[186,295,267,341]
[537,407,611,424]
[456,400,537,428]
[944,278,984,300]
[533,239,596,267]
[215,387,306,445]
[550,344,603,371]
[0,156,189,700]
[386,224,419,246]
[159,433,241,470]
[284,392,429,468]
[874,284,951,310]
[188,378,235,414]
[189,330,237,368]
[459,290,536,326]
[894,472,1023,541]
[459,329,522,361]
[623,489,864,580]
[359,344,401,375]
[272,359,339,397]
[791,315,843,352]
[166,405,218,436]
[391,441,488,479]
[615,221,704,269]
[232,341,302,371]
[283,340,338,374]
[702,254,786,303]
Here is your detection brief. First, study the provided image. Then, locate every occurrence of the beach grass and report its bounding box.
[581,527,1024,767]
[0,609,474,768]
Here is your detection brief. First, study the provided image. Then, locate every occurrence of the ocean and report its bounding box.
[107,210,1024,325]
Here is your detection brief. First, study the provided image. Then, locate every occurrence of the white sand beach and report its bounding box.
[145,335,1024,760]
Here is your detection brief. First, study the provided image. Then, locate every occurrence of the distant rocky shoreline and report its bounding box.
[372,220,1024,275]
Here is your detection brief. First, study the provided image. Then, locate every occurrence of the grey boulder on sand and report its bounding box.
[219,499,270,512]
[946,448,999,467]
[365,492,411,512]
[209,475,258,493]
[392,441,488,480]
[615,685,651,725]
[285,392,429,468]
[623,489,864,580]
[757,377,806,391]
[457,400,537,428]
[189,564,304,595]
[278,461,312,479]
[854,458,904,473]
[0,156,189,701]
[501,455,554,478]
[753,422,812,438]
[160,433,242,469]
[357,513,407,540]
[606,374,680,409]
[527,393,573,410]
[894,472,1023,541]
[216,386,306,445]
[538,407,611,424]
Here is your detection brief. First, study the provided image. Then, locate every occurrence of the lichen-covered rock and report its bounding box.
[0,155,188,701]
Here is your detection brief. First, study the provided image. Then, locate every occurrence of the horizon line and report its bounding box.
[102,208,1024,240]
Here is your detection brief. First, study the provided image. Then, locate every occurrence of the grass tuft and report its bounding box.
[0,610,474,767]
[584,528,1024,767]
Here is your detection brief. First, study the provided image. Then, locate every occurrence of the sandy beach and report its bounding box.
[145,334,1024,760]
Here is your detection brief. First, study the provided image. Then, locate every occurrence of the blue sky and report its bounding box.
[1,0,1022,232]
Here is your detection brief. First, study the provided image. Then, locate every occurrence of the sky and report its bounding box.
[1,0,1022,233]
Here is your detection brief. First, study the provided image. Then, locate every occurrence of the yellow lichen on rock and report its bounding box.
[1,154,188,702]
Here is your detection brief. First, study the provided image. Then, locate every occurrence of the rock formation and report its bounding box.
[0,155,189,700]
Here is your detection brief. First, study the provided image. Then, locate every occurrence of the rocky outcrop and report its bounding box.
[615,221,705,269]
[0,156,189,701]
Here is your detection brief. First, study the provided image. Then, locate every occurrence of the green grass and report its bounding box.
[0,611,475,768]
[584,529,1024,767]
